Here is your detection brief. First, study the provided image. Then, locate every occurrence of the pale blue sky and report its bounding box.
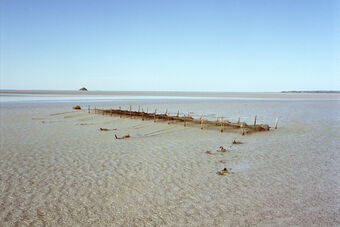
[1,0,339,91]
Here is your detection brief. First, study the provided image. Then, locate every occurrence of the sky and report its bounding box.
[1,0,339,92]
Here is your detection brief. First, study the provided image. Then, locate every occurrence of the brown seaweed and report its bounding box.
[115,134,131,139]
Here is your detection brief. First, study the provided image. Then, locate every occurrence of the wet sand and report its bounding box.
[0,95,339,226]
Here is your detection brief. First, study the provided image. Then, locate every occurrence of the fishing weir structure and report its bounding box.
[87,105,277,135]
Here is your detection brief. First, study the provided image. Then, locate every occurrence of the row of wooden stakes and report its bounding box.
[86,105,278,134]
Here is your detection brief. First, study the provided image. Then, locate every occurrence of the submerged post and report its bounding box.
[275,118,279,129]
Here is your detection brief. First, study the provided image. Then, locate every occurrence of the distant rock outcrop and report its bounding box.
[79,87,88,91]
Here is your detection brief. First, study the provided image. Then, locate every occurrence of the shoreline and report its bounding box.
[1,89,340,99]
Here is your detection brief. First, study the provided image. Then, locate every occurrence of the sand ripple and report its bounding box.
[1,101,339,226]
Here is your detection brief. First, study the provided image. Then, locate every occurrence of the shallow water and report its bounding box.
[0,93,339,226]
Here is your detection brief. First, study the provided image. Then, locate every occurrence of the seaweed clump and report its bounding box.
[73,105,81,110]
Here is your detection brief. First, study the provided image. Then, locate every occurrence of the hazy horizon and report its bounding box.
[1,89,340,93]
[1,0,339,91]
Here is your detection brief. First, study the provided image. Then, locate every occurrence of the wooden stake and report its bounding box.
[216,114,219,125]
[275,118,279,129]
[142,108,144,121]
[88,105,90,114]
[130,105,132,118]
[138,105,140,112]
[200,115,203,130]
[165,108,168,116]
[237,115,240,124]
[154,109,157,122]
[184,114,186,127]
[119,106,121,118]
[220,117,224,133]
[177,110,179,117]
[254,115,257,126]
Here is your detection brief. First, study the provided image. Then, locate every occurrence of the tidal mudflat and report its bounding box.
[0,93,339,226]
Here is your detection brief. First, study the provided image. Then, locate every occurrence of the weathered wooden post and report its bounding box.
[200,115,203,130]
[184,114,186,127]
[165,108,168,116]
[216,114,219,125]
[119,106,121,118]
[138,105,140,113]
[154,109,157,122]
[237,115,240,124]
[220,117,224,133]
[88,105,90,114]
[142,108,144,121]
[177,110,179,117]
[275,118,279,129]
[254,115,257,126]
[130,105,132,118]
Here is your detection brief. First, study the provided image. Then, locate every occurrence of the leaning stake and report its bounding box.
[275,118,279,129]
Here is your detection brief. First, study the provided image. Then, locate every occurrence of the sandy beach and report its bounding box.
[0,92,339,226]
